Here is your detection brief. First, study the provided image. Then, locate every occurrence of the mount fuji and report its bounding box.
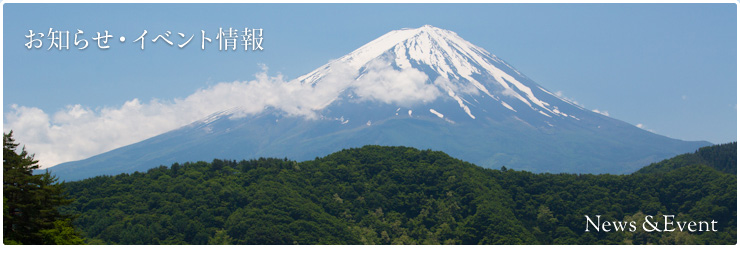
[49,25,709,181]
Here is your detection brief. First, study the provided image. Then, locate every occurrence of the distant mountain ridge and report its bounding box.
[48,25,710,181]
[636,142,737,175]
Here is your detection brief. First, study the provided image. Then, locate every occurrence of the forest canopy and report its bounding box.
[59,143,736,245]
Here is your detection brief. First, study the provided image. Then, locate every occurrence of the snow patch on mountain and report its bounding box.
[501,101,516,112]
[429,109,444,118]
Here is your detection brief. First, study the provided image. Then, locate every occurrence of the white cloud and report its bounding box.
[351,59,440,105]
[592,109,609,116]
[499,87,520,99]
[4,63,442,168]
[635,123,655,133]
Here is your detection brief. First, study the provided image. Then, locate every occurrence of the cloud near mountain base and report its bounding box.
[3,63,443,168]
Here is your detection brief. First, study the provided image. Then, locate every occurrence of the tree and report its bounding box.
[208,229,233,245]
[3,131,84,244]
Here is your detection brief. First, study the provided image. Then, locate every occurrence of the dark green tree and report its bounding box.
[3,131,84,244]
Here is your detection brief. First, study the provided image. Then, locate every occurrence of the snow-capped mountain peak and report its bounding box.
[299,25,581,123]
[299,25,492,84]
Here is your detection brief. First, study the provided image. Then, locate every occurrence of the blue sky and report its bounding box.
[2,3,737,167]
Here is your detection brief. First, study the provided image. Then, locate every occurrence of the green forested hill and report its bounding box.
[61,145,736,244]
[636,142,736,175]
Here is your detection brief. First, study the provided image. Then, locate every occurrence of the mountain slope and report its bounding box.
[636,142,737,175]
[48,25,710,181]
[61,145,736,244]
